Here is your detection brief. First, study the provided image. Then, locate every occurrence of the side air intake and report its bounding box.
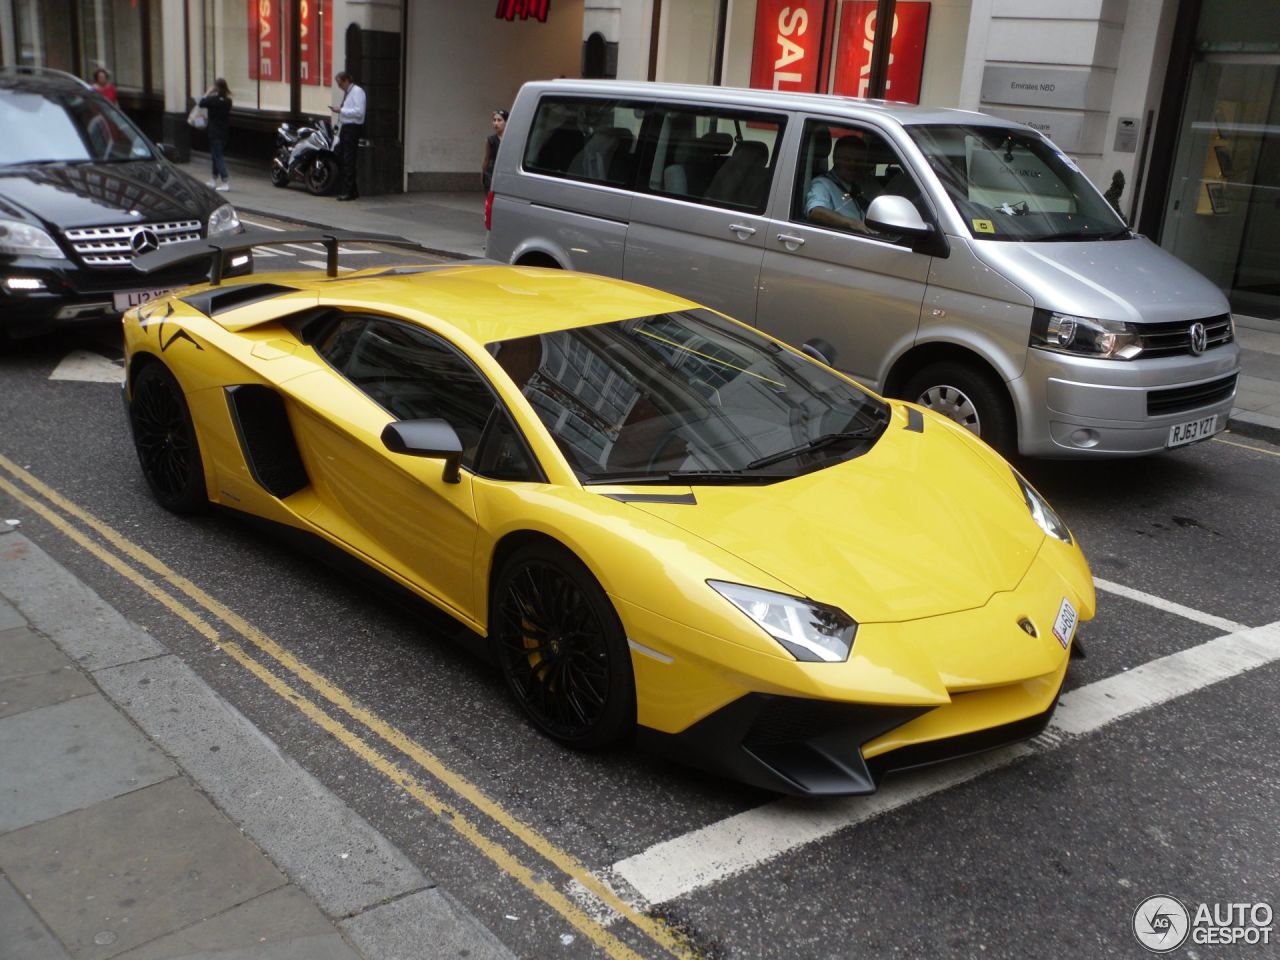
[225,385,309,498]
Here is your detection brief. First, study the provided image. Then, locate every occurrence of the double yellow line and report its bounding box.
[0,453,699,960]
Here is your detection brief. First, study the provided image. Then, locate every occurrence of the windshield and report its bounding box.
[0,90,154,165]
[907,124,1126,241]
[490,309,889,484]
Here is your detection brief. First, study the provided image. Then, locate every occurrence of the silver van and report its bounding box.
[486,80,1240,457]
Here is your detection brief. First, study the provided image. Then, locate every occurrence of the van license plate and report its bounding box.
[113,288,174,311]
[1167,414,1218,448]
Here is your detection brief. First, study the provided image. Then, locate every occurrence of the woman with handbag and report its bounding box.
[198,79,233,191]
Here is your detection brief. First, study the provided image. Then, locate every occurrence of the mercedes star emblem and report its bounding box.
[130,227,160,256]
[1188,321,1208,356]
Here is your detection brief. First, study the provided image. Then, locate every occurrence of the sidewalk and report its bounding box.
[0,523,513,960]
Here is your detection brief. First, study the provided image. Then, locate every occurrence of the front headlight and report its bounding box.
[1030,308,1142,359]
[1013,471,1073,544]
[207,203,241,237]
[0,218,66,259]
[708,581,857,662]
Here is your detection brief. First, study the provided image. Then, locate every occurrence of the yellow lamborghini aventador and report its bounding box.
[123,230,1094,796]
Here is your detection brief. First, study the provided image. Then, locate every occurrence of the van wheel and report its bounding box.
[515,254,562,269]
[902,361,1015,453]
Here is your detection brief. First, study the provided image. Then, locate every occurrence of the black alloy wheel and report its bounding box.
[129,362,208,514]
[491,544,635,749]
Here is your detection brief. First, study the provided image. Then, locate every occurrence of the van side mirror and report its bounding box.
[865,195,930,235]
[381,419,464,484]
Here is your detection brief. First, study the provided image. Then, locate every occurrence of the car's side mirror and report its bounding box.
[865,195,930,235]
[158,142,181,163]
[381,418,464,484]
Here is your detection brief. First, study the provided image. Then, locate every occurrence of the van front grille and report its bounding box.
[1138,314,1234,358]
[1147,374,1237,416]
[63,219,203,268]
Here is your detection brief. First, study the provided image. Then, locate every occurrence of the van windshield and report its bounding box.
[907,124,1127,242]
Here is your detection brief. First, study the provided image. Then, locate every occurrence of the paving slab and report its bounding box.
[0,694,175,832]
[0,873,73,960]
[0,625,97,719]
[115,885,359,960]
[0,535,164,671]
[0,777,287,960]
[339,888,517,960]
[0,594,24,631]
[95,654,427,919]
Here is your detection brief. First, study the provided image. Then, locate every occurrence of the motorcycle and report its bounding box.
[270,117,339,196]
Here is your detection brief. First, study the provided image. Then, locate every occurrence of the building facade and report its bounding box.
[2,0,1275,321]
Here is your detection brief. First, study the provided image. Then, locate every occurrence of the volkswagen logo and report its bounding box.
[130,227,160,256]
[1188,321,1208,356]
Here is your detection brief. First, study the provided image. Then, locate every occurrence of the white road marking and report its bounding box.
[603,620,1280,908]
[240,218,285,232]
[285,242,326,254]
[1093,576,1249,633]
[48,350,123,384]
[298,259,354,272]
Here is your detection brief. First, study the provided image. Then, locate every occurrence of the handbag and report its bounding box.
[187,103,208,130]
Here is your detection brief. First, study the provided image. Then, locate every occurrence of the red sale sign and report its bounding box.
[749,0,824,93]
[831,1,931,103]
[248,0,283,82]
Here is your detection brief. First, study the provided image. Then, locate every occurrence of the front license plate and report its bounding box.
[1052,597,1078,649]
[113,288,174,311]
[1167,414,1218,448]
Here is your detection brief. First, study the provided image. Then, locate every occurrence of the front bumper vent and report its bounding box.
[1147,374,1238,416]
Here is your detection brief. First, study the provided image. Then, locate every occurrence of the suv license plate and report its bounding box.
[113,288,174,311]
[1167,414,1218,448]
[1052,597,1078,649]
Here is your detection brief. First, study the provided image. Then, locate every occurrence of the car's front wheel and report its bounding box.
[129,362,208,514]
[490,543,635,749]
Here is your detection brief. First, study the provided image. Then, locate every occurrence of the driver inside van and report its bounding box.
[805,134,877,233]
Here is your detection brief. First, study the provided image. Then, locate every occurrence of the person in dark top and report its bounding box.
[482,109,508,190]
[198,78,233,191]
[329,71,366,200]
[91,68,117,105]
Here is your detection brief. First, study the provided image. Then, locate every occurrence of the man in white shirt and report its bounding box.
[805,135,876,234]
[330,71,366,200]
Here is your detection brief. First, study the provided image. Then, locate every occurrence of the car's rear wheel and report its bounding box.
[129,362,208,514]
[490,543,635,749]
[902,361,1015,453]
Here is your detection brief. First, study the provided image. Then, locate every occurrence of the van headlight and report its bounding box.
[208,203,242,237]
[1030,309,1142,359]
[1013,471,1073,544]
[0,218,66,259]
[708,581,857,662]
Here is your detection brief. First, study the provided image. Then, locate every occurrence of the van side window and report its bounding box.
[523,97,644,188]
[793,120,924,241]
[647,107,784,214]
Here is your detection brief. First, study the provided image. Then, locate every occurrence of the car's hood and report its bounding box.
[969,234,1229,325]
[0,160,217,228]
[625,412,1044,624]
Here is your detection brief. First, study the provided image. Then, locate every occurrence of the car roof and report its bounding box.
[522,79,1010,129]
[216,263,700,345]
[0,66,95,96]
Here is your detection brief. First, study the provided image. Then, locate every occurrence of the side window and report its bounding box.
[316,316,496,467]
[474,410,541,482]
[792,119,924,241]
[645,106,784,214]
[523,96,644,188]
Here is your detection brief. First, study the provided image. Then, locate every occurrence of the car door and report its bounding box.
[755,117,934,390]
[622,103,787,324]
[284,314,495,624]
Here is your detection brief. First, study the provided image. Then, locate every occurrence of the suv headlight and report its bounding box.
[708,581,857,662]
[1030,309,1142,359]
[1013,471,1072,544]
[208,203,241,237]
[0,218,66,259]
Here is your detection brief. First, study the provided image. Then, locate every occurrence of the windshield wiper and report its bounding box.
[1036,228,1130,242]
[585,469,783,486]
[745,427,879,470]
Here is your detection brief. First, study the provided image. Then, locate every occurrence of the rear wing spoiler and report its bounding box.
[133,228,434,285]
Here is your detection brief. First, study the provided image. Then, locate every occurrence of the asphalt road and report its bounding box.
[1,232,1277,960]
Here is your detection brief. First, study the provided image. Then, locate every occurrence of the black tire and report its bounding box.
[490,543,635,749]
[269,161,290,188]
[306,157,338,196]
[901,361,1016,453]
[129,363,208,514]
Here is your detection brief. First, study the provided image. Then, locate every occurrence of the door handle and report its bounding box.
[728,223,757,239]
[777,233,806,247]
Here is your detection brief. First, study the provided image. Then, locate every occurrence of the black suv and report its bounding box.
[0,67,240,340]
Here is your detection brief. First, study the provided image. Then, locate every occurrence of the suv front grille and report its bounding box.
[1147,374,1238,416]
[1138,314,1234,358]
[63,219,203,268]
